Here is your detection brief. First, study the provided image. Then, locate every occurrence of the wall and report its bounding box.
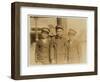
[0,0,100,82]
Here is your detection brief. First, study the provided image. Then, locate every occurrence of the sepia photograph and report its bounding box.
[11,2,97,79]
[29,16,87,65]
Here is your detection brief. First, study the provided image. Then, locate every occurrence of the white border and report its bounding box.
[20,7,95,75]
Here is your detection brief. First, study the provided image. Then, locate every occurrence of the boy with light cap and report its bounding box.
[35,28,52,64]
[67,29,81,63]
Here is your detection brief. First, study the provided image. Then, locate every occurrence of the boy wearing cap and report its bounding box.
[52,26,68,64]
[67,29,81,63]
[35,28,52,64]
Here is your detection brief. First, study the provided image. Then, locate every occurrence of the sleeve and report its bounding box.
[64,39,69,62]
[76,42,81,60]
[49,37,56,64]
[35,41,40,63]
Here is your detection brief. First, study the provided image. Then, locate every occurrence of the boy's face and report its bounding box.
[56,29,64,37]
[41,32,49,39]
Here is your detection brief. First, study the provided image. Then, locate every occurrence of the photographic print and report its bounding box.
[11,2,97,80]
[29,16,87,65]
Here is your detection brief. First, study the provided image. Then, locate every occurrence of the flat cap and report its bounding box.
[41,28,50,33]
[56,25,64,30]
[68,29,77,35]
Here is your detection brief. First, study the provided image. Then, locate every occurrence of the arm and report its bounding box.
[35,41,40,64]
[49,37,56,64]
[64,39,69,63]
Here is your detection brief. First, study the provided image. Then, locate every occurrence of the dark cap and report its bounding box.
[56,25,64,30]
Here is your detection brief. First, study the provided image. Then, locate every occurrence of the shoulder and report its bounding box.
[36,40,42,45]
[37,40,41,43]
[62,37,67,42]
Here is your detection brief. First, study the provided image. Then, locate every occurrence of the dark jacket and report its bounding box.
[35,38,52,64]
